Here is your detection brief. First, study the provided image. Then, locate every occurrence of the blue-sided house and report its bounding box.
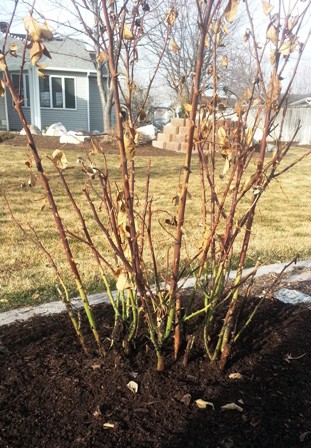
[0,33,109,132]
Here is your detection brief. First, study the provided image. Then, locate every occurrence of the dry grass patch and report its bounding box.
[0,142,310,309]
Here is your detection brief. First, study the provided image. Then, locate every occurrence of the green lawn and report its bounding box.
[1,141,311,310]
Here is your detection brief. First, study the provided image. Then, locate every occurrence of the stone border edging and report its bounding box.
[1,260,311,328]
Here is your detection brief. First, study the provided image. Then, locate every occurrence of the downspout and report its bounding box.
[87,71,91,132]
[28,64,41,129]
[4,91,9,130]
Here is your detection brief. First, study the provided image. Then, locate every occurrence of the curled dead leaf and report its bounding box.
[262,1,273,15]
[97,51,108,62]
[24,16,53,42]
[122,23,134,40]
[170,38,180,53]
[224,0,239,23]
[279,38,297,56]
[0,54,6,71]
[0,79,5,97]
[52,149,68,169]
[221,56,228,68]
[183,103,192,114]
[115,270,131,291]
[103,422,115,429]
[221,402,243,412]
[127,381,138,394]
[266,23,277,46]
[245,127,253,146]
[166,8,178,26]
[288,15,299,31]
[9,43,18,56]
[124,132,136,160]
[195,399,215,410]
[28,173,37,187]
[37,69,48,78]
[267,71,281,108]
[229,372,244,380]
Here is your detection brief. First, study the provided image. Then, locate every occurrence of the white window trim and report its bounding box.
[12,73,31,108]
[40,76,77,110]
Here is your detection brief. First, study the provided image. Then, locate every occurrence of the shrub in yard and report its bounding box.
[1,0,310,370]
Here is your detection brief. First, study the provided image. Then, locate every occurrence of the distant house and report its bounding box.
[0,33,110,132]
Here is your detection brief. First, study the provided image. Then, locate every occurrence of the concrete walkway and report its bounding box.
[1,260,311,328]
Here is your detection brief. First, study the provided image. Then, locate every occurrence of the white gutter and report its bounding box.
[290,97,311,106]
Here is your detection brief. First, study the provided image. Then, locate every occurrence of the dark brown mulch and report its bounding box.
[1,296,311,448]
[0,134,183,157]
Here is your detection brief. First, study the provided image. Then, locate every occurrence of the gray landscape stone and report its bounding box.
[1,260,311,327]
[20,124,42,135]
[46,122,67,136]
[60,131,91,144]
[274,288,311,305]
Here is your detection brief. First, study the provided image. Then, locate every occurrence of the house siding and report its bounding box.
[89,76,117,132]
[89,76,104,132]
[0,97,7,129]
[6,88,31,130]
[40,70,89,132]
[6,70,89,131]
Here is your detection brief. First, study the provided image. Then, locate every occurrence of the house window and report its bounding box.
[39,76,76,109]
[12,74,30,107]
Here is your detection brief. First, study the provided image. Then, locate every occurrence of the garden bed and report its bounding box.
[1,295,311,448]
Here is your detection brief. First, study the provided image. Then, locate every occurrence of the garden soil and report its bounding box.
[1,294,311,448]
[0,134,182,157]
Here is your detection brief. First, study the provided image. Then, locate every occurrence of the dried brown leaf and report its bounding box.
[40,22,53,41]
[170,38,180,53]
[23,17,52,41]
[29,41,43,65]
[0,54,6,71]
[268,71,281,107]
[183,103,192,114]
[127,381,138,393]
[52,149,68,169]
[166,8,178,26]
[262,1,273,15]
[279,38,297,56]
[122,23,134,40]
[224,0,239,23]
[97,51,108,62]
[37,69,48,78]
[288,15,299,31]
[245,127,253,146]
[116,270,131,291]
[0,78,5,97]
[266,23,277,45]
[124,131,136,160]
[221,402,243,412]
[221,56,228,68]
[195,399,215,410]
